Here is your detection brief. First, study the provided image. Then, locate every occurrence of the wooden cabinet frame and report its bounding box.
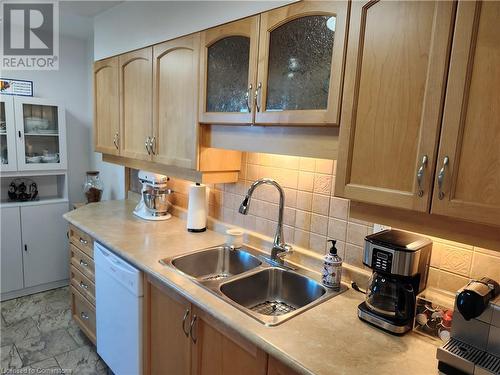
[199,15,260,125]
[254,1,348,126]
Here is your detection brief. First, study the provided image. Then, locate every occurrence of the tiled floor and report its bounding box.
[0,286,108,374]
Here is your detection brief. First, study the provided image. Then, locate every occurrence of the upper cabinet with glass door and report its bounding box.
[0,96,17,172]
[199,15,260,125]
[255,1,348,125]
[14,97,67,171]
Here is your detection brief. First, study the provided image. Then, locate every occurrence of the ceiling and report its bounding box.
[60,1,123,18]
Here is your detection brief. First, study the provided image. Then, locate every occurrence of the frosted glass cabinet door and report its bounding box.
[0,96,17,172]
[199,16,260,124]
[255,2,348,125]
[14,97,67,171]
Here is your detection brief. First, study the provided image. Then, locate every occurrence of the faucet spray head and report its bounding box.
[239,196,250,215]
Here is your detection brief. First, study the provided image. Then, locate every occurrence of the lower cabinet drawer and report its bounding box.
[70,265,95,305]
[69,225,94,258]
[70,243,95,280]
[71,286,96,345]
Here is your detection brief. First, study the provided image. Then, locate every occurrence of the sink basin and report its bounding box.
[219,268,333,325]
[165,246,262,281]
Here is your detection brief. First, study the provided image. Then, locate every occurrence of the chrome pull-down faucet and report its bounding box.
[239,178,293,262]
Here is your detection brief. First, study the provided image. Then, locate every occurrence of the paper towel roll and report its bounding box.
[187,183,207,232]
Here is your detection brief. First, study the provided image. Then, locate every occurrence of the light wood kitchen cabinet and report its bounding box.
[146,277,268,375]
[119,47,153,161]
[93,57,120,155]
[267,356,301,375]
[199,1,348,126]
[153,33,200,169]
[335,1,456,211]
[254,1,348,126]
[430,1,500,227]
[199,16,260,125]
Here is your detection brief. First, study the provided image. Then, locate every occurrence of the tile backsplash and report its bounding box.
[133,152,500,293]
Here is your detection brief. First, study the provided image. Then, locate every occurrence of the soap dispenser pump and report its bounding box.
[322,239,342,291]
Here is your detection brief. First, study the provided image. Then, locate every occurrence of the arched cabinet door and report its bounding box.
[153,33,200,169]
[335,1,455,212]
[431,1,500,226]
[119,47,153,161]
[199,15,260,125]
[94,57,120,155]
[254,1,348,126]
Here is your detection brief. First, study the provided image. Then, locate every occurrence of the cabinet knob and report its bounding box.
[189,315,198,343]
[437,156,449,200]
[181,308,190,337]
[416,155,428,197]
[246,84,253,113]
[254,82,262,112]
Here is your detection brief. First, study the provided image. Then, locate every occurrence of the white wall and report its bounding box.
[94,1,292,60]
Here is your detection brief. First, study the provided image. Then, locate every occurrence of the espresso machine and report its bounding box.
[133,170,173,221]
[358,229,432,334]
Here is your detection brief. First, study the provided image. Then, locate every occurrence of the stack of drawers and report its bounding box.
[68,224,96,344]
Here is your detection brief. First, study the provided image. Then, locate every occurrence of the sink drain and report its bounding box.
[250,300,296,316]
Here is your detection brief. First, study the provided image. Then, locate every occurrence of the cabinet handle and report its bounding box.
[79,281,89,290]
[416,155,428,197]
[24,244,28,252]
[254,82,262,112]
[79,259,89,267]
[189,315,197,343]
[181,309,190,337]
[437,156,449,200]
[246,84,253,112]
[79,238,88,245]
[149,136,156,155]
[80,312,89,320]
[18,131,22,138]
[113,132,119,149]
[145,137,151,155]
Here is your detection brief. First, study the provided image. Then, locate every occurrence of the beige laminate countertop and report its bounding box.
[64,200,439,375]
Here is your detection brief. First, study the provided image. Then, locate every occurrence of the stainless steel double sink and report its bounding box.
[160,245,346,326]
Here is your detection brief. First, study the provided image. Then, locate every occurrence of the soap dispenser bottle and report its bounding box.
[322,240,342,291]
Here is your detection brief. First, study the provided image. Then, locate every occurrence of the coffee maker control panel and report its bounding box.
[372,249,393,273]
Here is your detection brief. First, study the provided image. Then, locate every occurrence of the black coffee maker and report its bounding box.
[358,229,432,334]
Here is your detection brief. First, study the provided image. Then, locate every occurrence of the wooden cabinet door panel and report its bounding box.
[199,16,260,125]
[254,1,348,125]
[335,1,455,211]
[21,203,69,288]
[94,57,120,155]
[148,280,191,375]
[191,307,267,375]
[431,1,500,226]
[267,356,301,375]
[119,47,153,161]
[1,207,24,294]
[153,34,199,169]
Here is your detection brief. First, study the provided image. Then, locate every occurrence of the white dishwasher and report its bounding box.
[94,242,143,375]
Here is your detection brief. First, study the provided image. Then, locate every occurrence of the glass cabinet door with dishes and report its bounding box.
[13,97,67,171]
[0,96,17,172]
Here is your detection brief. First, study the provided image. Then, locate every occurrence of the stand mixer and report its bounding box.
[133,170,173,221]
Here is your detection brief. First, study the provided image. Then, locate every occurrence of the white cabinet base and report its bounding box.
[1,279,69,302]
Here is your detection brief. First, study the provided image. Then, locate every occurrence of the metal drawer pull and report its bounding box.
[79,281,89,290]
[437,156,449,200]
[254,82,262,112]
[189,315,197,343]
[145,137,151,155]
[80,312,89,320]
[246,83,253,112]
[79,238,88,245]
[416,155,428,197]
[113,132,119,149]
[149,136,156,155]
[181,309,190,337]
[79,259,89,267]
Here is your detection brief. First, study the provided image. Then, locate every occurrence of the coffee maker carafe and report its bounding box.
[358,229,432,334]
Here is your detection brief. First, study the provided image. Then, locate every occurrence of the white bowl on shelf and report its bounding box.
[25,117,50,132]
[26,155,42,163]
[41,154,59,163]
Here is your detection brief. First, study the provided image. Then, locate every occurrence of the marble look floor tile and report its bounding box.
[0,317,40,346]
[33,308,72,334]
[67,321,92,347]
[56,345,107,375]
[1,344,23,369]
[16,328,79,366]
[20,357,61,371]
